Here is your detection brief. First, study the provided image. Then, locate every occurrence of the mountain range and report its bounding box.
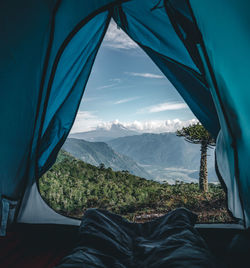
[107,133,217,183]
[62,138,151,179]
[108,133,201,169]
[69,123,139,142]
[67,124,218,183]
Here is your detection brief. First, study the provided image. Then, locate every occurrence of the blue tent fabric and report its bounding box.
[0,0,127,231]
[189,0,250,226]
[0,0,250,229]
[0,0,57,200]
[37,11,111,178]
[112,0,220,137]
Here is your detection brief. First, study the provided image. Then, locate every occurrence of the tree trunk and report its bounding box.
[199,142,208,192]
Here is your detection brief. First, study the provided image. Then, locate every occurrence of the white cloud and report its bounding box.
[96,78,122,90]
[70,111,102,133]
[103,20,138,50]
[138,102,188,114]
[122,119,198,133]
[98,119,199,133]
[70,115,198,134]
[109,78,121,83]
[81,97,100,102]
[96,84,115,90]
[125,72,164,79]
[114,97,140,105]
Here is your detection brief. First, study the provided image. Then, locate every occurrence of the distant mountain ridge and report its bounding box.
[62,138,151,179]
[107,133,218,183]
[69,123,139,142]
[65,131,218,183]
[107,133,201,168]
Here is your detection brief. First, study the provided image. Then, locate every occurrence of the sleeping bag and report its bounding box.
[55,208,224,267]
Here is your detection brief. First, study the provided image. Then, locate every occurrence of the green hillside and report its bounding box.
[62,138,151,179]
[40,151,235,223]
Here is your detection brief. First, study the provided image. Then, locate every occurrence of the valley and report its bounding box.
[68,126,218,183]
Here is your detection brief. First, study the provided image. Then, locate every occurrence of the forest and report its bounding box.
[40,151,235,223]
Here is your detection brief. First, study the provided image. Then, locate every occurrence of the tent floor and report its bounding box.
[0,223,249,268]
[0,224,79,268]
[197,225,250,267]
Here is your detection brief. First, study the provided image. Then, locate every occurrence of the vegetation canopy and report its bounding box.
[40,151,234,223]
[176,123,215,146]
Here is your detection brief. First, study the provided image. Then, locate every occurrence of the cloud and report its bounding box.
[70,111,102,133]
[81,97,100,102]
[70,115,198,134]
[122,119,198,133]
[96,78,122,90]
[109,78,122,83]
[97,119,198,133]
[103,20,138,50]
[125,72,164,79]
[138,102,188,114]
[114,97,140,105]
[96,84,115,90]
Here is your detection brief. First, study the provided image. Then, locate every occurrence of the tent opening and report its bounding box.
[38,20,235,224]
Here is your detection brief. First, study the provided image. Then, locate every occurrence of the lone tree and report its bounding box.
[176,123,215,192]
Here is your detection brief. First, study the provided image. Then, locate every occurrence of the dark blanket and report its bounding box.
[56,208,223,268]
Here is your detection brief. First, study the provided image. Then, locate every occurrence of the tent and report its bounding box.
[0,0,250,266]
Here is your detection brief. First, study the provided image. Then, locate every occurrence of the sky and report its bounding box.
[71,20,197,134]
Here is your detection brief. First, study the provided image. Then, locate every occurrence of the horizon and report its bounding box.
[70,118,199,135]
